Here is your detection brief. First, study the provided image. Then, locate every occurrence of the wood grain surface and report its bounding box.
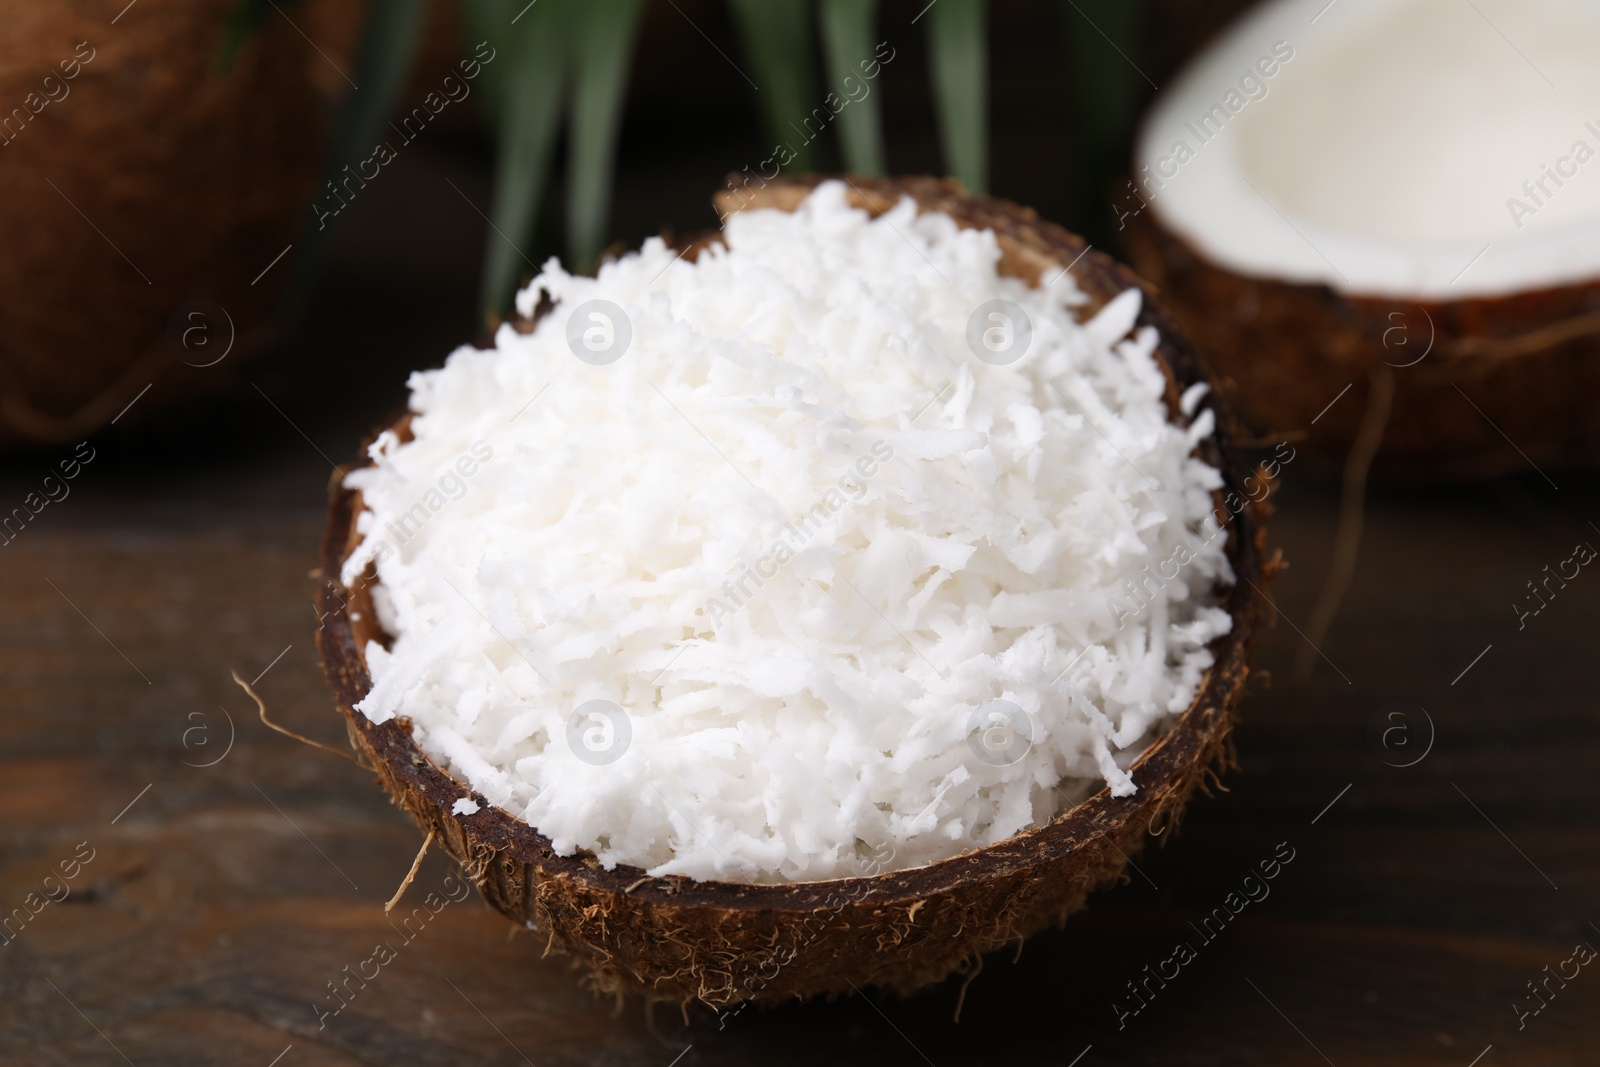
[3,145,1598,1067]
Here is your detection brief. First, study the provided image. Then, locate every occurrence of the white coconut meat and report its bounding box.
[342,182,1234,884]
[1136,0,1600,299]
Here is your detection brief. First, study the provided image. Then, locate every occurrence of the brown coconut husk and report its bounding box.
[1123,209,1600,481]
[0,0,328,446]
[315,175,1273,1009]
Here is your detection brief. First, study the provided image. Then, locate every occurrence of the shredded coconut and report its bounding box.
[342,181,1234,884]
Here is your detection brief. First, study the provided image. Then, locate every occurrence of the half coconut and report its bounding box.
[1123,0,1600,480]
[316,176,1271,1007]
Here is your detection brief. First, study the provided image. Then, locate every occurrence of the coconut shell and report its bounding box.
[0,0,327,446]
[1123,207,1600,481]
[316,175,1272,1008]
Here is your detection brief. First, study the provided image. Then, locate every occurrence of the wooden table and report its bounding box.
[4,152,1597,1067]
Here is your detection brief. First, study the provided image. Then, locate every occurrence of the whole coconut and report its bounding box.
[0,0,328,445]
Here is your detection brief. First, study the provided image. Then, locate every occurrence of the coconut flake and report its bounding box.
[343,181,1234,884]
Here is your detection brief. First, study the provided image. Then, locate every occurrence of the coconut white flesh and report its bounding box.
[342,183,1234,884]
[1136,0,1600,299]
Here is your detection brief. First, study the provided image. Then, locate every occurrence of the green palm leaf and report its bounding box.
[818,0,886,175]
[467,0,568,319]
[924,0,987,192]
[279,0,427,323]
[567,0,649,272]
[726,0,818,173]
[459,0,509,125]
[1064,0,1145,245]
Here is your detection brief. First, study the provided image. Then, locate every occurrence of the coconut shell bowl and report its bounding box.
[316,176,1272,1009]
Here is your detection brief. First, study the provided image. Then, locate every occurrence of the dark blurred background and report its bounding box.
[2,0,1263,466]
